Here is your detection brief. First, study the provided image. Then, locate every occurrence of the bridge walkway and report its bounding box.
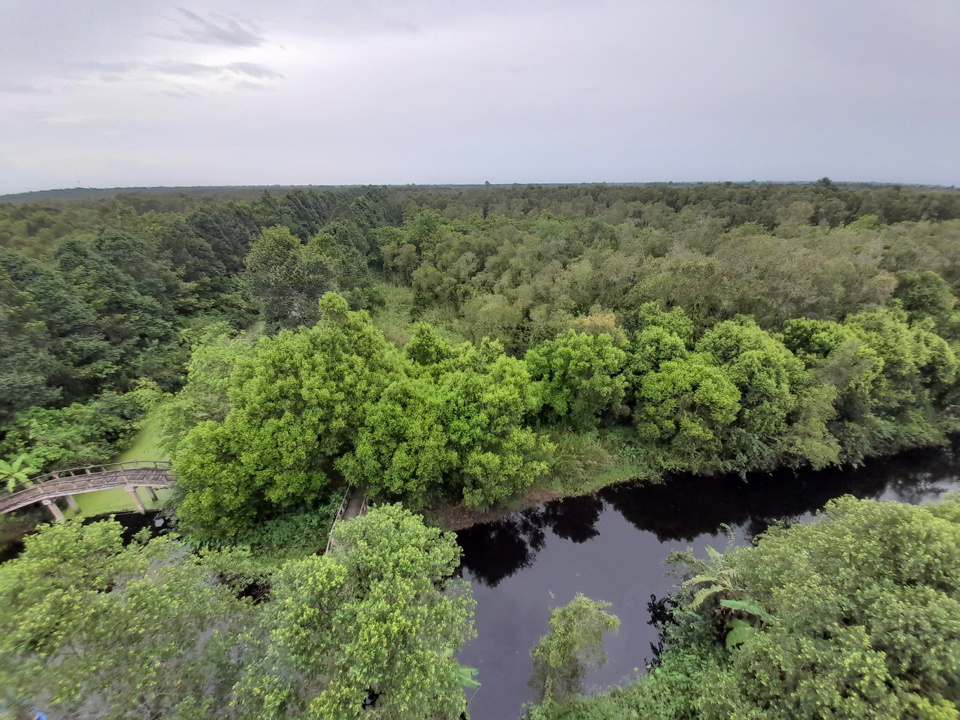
[0,462,173,519]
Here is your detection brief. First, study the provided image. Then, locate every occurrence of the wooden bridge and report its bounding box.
[0,461,173,520]
[325,486,369,554]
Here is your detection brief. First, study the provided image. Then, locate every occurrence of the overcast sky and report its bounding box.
[1,0,958,194]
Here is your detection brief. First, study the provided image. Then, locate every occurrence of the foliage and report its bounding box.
[244,225,341,330]
[0,392,142,472]
[532,495,960,720]
[234,504,475,720]
[696,317,839,470]
[0,454,39,493]
[784,307,960,463]
[142,322,256,457]
[633,353,742,470]
[339,325,551,509]
[525,330,629,430]
[0,519,251,720]
[530,594,621,704]
[172,294,402,541]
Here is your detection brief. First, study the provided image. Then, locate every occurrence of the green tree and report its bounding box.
[531,495,960,720]
[235,504,475,720]
[633,353,741,470]
[525,330,629,430]
[339,325,550,509]
[530,594,621,704]
[244,225,340,330]
[785,308,959,462]
[695,318,839,471]
[698,496,960,720]
[142,323,256,457]
[0,392,142,472]
[0,454,39,493]
[173,294,402,540]
[893,270,960,339]
[0,519,250,720]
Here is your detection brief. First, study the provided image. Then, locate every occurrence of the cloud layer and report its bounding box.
[1,0,958,194]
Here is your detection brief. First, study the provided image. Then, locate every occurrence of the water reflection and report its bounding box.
[457,496,605,587]
[460,443,960,585]
[456,441,960,720]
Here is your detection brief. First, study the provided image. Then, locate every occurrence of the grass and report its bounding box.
[62,411,172,519]
[112,411,168,464]
[70,487,173,517]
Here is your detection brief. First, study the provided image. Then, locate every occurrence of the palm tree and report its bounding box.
[0,455,40,494]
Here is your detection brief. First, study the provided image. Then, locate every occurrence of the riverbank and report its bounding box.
[423,429,660,530]
[426,428,958,531]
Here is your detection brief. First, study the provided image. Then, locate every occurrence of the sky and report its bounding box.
[1,0,958,194]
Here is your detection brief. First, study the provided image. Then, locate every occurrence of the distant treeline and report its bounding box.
[4,180,960,255]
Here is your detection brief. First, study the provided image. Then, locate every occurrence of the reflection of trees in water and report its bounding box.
[458,440,960,587]
[603,441,960,543]
[458,496,604,587]
[645,593,678,669]
[541,495,604,544]
[458,511,546,587]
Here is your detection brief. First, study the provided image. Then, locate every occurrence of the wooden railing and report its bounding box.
[0,461,174,517]
[3,460,172,497]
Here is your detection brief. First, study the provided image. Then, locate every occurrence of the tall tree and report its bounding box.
[235,504,476,720]
[173,294,402,540]
[0,519,250,720]
[244,225,340,330]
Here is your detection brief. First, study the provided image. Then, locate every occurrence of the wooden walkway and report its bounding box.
[325,486,368,554]
[0,461,173,519]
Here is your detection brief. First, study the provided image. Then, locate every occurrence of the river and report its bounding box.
[455,441,960,720]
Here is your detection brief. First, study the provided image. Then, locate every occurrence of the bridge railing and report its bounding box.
[1,460,172,498]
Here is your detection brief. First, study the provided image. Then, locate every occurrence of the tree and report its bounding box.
[143,323,256,457]
[785,308,959,462]
[0,454,39,493]
[893,270,960,339]
[339,325,550,509]
[697,496,960,720]
[525,330,629,430]
[244,225,340,330]
[0,247,117,405]
[0,519,250,720]
[0,393,142,472]
[530,594,620,703]
[633,354,741,470]
[173,294,402,540]
[532,495,960,720]
[695,318,839,471]
[235,504,475,720]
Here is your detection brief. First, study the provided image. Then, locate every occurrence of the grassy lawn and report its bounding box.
[113,412,168,464]
[64,411,172,519]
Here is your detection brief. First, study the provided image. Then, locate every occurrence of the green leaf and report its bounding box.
[457,663,481,688]
[718,597,775,623]
[725,619,755,649]
[690,584,724,609]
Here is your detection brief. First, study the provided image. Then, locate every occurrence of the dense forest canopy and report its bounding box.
[3,182,960,719]
[4,182,960,484]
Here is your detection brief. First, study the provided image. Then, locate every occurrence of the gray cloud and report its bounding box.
[0,83,50,94]
[224,62,283,80]
[78,59,282,83]
[162,8,265,47]
[0,0,958,194]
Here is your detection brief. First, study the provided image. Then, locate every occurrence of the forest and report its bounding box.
[2,182,960,719]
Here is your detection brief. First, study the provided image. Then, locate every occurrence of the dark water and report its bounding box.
[0,510,165,563]
[456,443,960,720]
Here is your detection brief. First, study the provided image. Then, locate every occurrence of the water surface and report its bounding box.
[456,443,960,720]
